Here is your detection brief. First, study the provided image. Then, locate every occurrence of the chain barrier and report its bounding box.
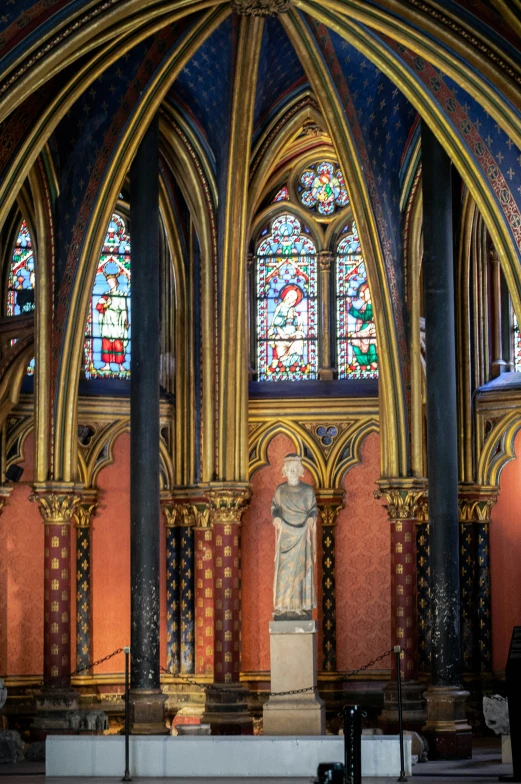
[30,646,393,698]
[149,646,394,698]
[70,647,125,677]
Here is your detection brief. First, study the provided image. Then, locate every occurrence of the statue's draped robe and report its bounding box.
[272,481,317,614]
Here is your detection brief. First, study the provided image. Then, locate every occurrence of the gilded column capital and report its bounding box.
[375,479,427,521]
[488,245,500,265]
[205,482,251,526]
[316,488,345,527]
[161,489,210,528]
[0,484,12,516]
[30,485,82,525]
[231,0,291,15]
[74,492,98,529]
[458,485,498,523]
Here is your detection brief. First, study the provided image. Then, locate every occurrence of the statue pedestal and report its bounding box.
[263,620,325,736]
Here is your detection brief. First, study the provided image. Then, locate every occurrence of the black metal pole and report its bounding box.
[420,122,462,688]
[343,705,362,784]
[395,646,407,782]
[129,117,161,694]
[122,647,131,782]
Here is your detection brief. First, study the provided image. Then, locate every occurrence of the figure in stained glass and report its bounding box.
[298,161,349,216]
[337,222,378,378]
[256,214,317,381]
[96,269,129,371]
[8,221,35,316]
[268,284,306,371]
[85,214,131,379]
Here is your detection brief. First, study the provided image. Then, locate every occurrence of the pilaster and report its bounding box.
[316,488,344,672]
[202,482,252,734]
[375,479,427,732]
[30,484,81,735]
[162,492,198,675]
[74,492,98,676]
[458,485,497,675]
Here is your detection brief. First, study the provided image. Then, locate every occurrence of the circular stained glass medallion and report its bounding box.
[298,161,349,216]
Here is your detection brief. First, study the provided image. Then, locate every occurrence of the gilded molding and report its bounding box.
[53,7,229,484]
[282,10,408,479]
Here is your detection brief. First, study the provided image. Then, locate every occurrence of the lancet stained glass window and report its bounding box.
[336,221,378,378]
[298,162,349,216]
[8,221,35,317]
[84,214,131,379]
[514,313,521,372]
[7,221,35,375]
[256,213,317,381]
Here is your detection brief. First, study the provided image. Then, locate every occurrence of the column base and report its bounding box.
[202,684,253,735]
[378,680,427,734]
[129,689,168,735]
[422,686,472,760]
[31,688,79,739]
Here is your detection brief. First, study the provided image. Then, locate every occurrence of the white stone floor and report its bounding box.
[0,738,511,782]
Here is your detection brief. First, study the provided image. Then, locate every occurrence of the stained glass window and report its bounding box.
[514,313,521,372]
[273,185,289,202]
[84,214,131,379]
[7,221,35,375]
[298,162,349,216]
[8,221,35,316]
[256,213,317,381]
[336,221,378,379]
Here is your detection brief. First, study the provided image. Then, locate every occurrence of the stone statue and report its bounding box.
[271,453,317,620]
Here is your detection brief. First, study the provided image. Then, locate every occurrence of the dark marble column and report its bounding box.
[129,116,166,734]
[421,122,471,759]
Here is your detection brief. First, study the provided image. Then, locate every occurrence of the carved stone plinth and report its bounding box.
[379,680,427,734]
[31,689,79,740]
[129,690,168,735]
[263,620,325,736]
[202,684,253,735]
[422,686,472,759]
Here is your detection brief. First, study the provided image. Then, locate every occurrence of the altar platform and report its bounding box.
[46,735,411,778]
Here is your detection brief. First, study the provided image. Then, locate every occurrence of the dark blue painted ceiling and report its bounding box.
[328,26,418,276]
[253,17,308,139]
[169,16,233,171]
[51,18,197,286]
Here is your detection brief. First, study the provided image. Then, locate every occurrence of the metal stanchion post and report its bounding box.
[394,645,407,782]
[122,646,131,782]
[343,705,362,784]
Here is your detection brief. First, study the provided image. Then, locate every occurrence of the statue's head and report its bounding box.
[282,453,305,486]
